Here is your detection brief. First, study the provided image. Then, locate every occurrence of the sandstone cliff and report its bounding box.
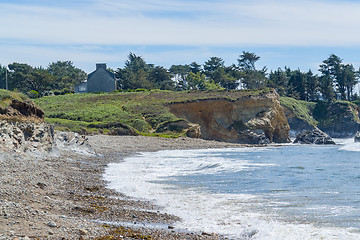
[169,90,290,144]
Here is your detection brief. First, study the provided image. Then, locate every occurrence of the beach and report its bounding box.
[0,135,245,239]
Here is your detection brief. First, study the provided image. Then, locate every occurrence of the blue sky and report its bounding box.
[1,0,360,73]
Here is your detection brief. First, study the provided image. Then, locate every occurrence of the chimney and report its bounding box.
[96,63,107,70]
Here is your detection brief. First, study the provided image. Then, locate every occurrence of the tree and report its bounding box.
[267,68,290,96]
[304,70,319,101]
[7,63,55,95]
[47,61,87,91]
[238,51,260,71]
[8,62,33,92]
[0,65,7,89]
[189,62,202,74]
[212,68,238,89]
[319,54,342,100]
[148,66,174,90]
[288,69,306,100]
[342,64,358,100]
[28,68,55,94]
[237,51,267,89]
[186,72,222,90]
[116,53,153,90]
[203,57,224,80]
[318,54,357,100]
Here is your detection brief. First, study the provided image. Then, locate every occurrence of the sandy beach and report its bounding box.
[0,135,246,239]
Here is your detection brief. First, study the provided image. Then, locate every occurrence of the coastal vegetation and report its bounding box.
[1,52,359,103]
[34,88,273,136]
[1,51,360,138]
[33,88,360,139]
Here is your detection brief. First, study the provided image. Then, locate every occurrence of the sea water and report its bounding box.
[104,139,360,239]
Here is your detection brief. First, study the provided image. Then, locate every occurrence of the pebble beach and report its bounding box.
[0,135,246,239]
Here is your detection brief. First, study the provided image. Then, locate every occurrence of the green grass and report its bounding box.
[280,97,317,126]
[0,89,30,109]
[35,88,276,135]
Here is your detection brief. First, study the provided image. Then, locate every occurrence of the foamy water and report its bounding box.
[104,139,360,239]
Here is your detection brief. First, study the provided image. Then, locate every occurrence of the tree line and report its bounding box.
[0,52,359,101]
[0,61,87,98]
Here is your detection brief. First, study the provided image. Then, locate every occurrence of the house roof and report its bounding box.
[87,63,115,80]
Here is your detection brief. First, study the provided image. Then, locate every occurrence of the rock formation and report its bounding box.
[281,106,316,137]
[0,98,54,152]
[355,131,360,143]
[315,101,360,138]
[294,128,335,145]
[169,90,290,144]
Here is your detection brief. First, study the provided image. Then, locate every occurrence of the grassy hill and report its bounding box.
[34,89,272,137]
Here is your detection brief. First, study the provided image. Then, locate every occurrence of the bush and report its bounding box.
[28,90,39,99]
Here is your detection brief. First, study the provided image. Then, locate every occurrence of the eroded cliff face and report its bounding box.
[281,106,316,137]
[0,120,54,152]
[169,90,290,144]
[0,99,54,152]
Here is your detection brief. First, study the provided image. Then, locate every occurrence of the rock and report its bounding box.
[47,221,57,228]
[79,229,88,235]
[294,128,335,145]
[281,104,316,138]
[355,131,360,142]
[36,182,47,190]
[54,131,94,154]
[169,89,290,144]
[315,101,360,138]
[0,120,54,152]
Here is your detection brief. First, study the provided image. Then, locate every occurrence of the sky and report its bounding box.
[1,0,360,73]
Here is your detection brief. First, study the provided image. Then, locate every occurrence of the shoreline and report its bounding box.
[0,135,246,240]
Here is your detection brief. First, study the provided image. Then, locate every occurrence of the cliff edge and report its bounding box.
[0,90,54,152]
[169,90,290,144]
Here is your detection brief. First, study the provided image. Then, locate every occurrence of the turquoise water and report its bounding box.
[105,139,360,239]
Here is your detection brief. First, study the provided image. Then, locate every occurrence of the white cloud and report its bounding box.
[1,0,360,72]
[1,0,360,46]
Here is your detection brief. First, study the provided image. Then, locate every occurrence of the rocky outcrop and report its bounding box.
[282,106,316,137]
[156,120,201,138]
[355,131,360,143]
[0,97,54,152]
[169,90,290,144]
[294,128,335,145]
[314,101,360,138]
[0,120,54,152]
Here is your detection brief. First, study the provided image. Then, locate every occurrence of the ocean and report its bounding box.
[104,139,360,240]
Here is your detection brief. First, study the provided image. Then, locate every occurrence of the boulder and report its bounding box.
[355,131,360,143]
[294,128,335,145]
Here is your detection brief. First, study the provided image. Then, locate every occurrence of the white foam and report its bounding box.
[336,138,360,152]
[104,148,360,240]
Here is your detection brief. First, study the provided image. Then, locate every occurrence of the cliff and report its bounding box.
[280,97,317,137]
[0,90,54,152]
[280,97,360,138]
[36,89,291,144]
[314,101,360,138]
[169,90,290,144]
